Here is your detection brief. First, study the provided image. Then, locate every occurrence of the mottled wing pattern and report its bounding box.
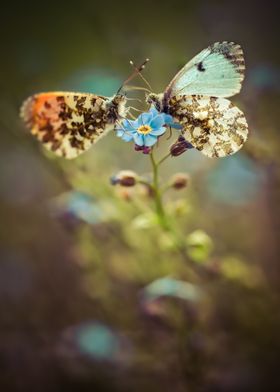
[20,92,113,159]
[168,95,248,157]
[166,42,245,98]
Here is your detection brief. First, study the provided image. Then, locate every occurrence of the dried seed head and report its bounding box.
[170,173,190,190]
[110,170,137,187]
[170,135,193,157]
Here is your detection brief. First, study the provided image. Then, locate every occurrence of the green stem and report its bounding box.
[150,149,169,230]
[157,152,171,166]
[149,150,200,268]
[138,179,152,188]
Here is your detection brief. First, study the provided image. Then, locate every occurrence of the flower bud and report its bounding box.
[170,173,190,190]
[110,170,137,187]
[134,144,143,152]
[170,135,193,157]
[142,146,152,154]
[134,144,151,154]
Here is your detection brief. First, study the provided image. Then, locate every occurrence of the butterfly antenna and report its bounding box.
[129,60,153,91]
[128,106,143,113]
[117,59,151,94]
[124,85,151,93]
[125,97,142,102]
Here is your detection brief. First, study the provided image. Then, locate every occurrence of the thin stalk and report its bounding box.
[149,150,201,269]
[157,152,171,166]
[150,150,169,230]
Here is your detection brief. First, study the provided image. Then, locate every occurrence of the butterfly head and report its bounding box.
[106,94,127,122]
[146,93,164,112]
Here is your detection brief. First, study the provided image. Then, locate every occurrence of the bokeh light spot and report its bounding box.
[62,68,122,96]
[206,155,264,205]
[76,323,120,360]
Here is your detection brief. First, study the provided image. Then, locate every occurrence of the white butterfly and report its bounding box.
[147,42,248,158]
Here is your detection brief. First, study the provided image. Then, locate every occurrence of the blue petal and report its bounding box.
[133,133,144,146]
[132,107,161,129]
[121,133,134,142]
[150,114,165,129]
[116,130,124,137]
[150,126,166,136]
[149,106,160,117]
[171,122,182,130]
[163,114,174,125]
[163,114,182,130]
[122,118,138,131]
[116,130,134,142]
[138,112,154,126]
[143,134,158,147]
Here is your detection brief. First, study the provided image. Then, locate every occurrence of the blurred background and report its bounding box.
[1,0,280,390]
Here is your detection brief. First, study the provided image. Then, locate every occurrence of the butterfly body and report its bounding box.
[146,42,248,158]
[21,92,127,159]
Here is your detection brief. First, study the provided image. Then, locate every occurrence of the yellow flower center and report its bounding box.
[137,125,152,134]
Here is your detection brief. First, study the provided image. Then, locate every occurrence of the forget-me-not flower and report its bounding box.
[116,106,181,148]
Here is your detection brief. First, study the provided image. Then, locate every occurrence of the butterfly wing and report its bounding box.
[20,92,114,159]
[165,42,245,98]
[168,95,248,158]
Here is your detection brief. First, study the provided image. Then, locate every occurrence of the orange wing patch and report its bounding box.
[20,92,112,159]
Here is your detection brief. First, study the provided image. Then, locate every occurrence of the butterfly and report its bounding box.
[20,60,149,159]
[146,42,248,158]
